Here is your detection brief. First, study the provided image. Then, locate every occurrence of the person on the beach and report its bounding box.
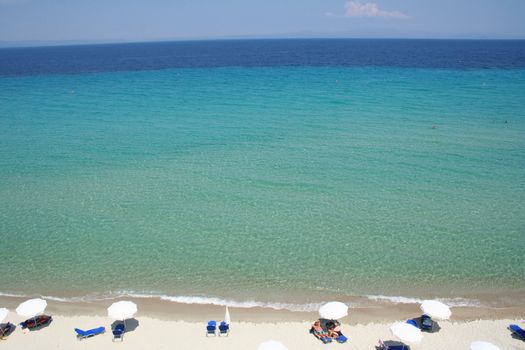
[328,323,343,338]
[311,320,330,340]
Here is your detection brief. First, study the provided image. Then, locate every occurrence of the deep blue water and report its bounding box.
[1,39,525,77]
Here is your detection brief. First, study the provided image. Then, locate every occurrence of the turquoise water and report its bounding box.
[1,66,524,306]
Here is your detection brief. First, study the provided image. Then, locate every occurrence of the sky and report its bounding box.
[1,0,525,45]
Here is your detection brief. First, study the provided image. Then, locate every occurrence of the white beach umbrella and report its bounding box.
[390,322,423,344]
[0,308,8,323]
[16,298,47,318]
[224,306,231,324]
[420,300,451,320]
[107,301,137,320]
[257,340,288,350]
[318,302,348,320]
[470,341,501,350]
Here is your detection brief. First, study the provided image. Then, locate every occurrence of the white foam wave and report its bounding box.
[126,293,321,312]
[41,294,117,303]
[41,295,79,302]
[1,290,480,310]
[0,291,114,303]
[365,295,481,307]
[0,290,319,312]
[0,292,28,298]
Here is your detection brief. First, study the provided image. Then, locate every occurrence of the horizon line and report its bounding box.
[1,36,525,49]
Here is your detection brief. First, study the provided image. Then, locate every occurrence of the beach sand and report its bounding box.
[1,315,524,350]
[1,296,524,349]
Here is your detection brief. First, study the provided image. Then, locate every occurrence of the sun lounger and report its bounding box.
[335,334,348,343]
[379,339,411,350]
[112,323,125,342]
[309,327,332,344]
[383,345,410,350]
[318,335,332,344]
[206,320,217,337]
[218,321,229,336]
[420,314,433,331]
[19,315,52,330]
[74,326,105,340]
[406,319,418,328]
[509,324,525,341]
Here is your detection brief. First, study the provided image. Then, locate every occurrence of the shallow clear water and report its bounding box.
[1,41,525,307]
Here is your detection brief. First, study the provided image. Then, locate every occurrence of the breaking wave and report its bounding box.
[1,291,481,311]
[365,294,481,307]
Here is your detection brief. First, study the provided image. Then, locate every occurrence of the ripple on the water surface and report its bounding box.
[0,66,524,302]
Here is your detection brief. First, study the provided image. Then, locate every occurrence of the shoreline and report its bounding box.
[1,294,524,324]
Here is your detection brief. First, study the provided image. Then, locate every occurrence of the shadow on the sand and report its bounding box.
[111,318,139,333]
[0,323,16,337]
[510,332,525,342]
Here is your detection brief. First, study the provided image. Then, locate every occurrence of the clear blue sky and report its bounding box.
[1,0,524,44]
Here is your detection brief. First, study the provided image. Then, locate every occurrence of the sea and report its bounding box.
[1,39,524,311]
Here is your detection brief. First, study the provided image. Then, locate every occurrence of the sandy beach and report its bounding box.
[1,296,524,349]
[1,315,524,349]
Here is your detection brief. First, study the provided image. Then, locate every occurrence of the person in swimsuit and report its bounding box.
[328,323,342,338]
[311,320,330,341]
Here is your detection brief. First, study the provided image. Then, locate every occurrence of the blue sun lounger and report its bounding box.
[335,334,348,343]
[206,320,217,337]
[384,345,410,350]
[379,340,411,350]
[509,324,525,341]
[420,314,433,331]
[74,326,105,340]
[309,328,332,344]
[318,335,332,344]
[218,321,229,336]
[406,319,418,328]
[112,324,125,342]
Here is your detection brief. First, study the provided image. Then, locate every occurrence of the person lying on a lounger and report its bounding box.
[325,320,348,343]
[311,320,331,341]
[328,324,342,338]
